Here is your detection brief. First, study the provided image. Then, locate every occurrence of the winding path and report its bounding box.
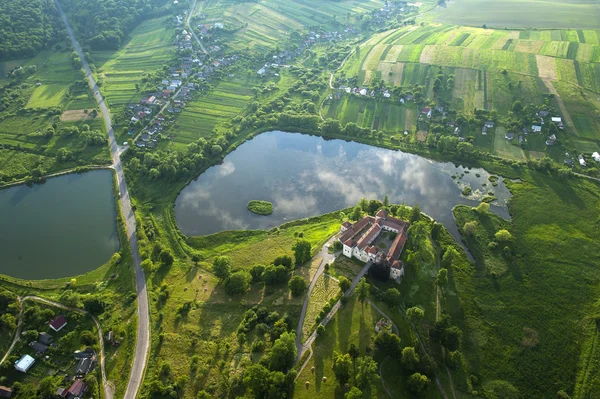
[0,296,113,399]
[55,2,149,399]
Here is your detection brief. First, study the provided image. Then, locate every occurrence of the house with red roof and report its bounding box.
[49,315,67,332]
[339,209,409,278]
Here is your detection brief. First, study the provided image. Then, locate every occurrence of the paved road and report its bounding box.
[187,0,208,54]
[0,296,113,399]
[55,2,149,399]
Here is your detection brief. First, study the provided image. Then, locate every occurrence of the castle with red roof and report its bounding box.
[339,209,409,281]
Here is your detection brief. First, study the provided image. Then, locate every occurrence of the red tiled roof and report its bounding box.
[421,107,431,113]
[387,233,407,261]
[50,316,67,331]
[376,209,388,219]
[391,260,403,270]
[342,221,352,228]
[356,224,381,249]
[68,380,86,396]
[366,245,379,255]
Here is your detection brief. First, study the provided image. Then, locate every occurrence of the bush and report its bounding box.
[317,325,325,335]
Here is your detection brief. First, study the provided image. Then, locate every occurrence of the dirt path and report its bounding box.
[295,235,340,357]
[541,78,578,135]
[0,296,113,399]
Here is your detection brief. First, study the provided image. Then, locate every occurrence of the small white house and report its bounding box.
[15,355,35,373]
[592,152,600,162]
[579,155,587,167]
[551,117,562,123]
[531,125,542,133]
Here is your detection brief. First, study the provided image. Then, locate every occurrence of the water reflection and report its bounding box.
[176,131,510,239]
[0,170,119,279]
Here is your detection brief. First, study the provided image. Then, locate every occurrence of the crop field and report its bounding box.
[301,274,341,341]
[92,17,175,112]
[431,0,600,30]
[323,95,417,133]
[344,25,600,91]
[167,75,256,149]
[201,0,385,51]
[553,81,600,140]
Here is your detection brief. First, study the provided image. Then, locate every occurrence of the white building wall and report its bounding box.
[343,244,353,258]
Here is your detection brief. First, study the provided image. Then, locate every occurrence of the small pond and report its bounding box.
[0,170,119,280]
[175,131,510,242]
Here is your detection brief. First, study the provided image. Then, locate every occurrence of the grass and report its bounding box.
[247,200,274,215]
[294,296,384,399]
[301,274,340,341]
[450,171,600,398]
[431,0,600,29]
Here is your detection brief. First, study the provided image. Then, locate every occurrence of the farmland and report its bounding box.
[431,0,600,30]
[92,17,175,113]
[198,0,386,51]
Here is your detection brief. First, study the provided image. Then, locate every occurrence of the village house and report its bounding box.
[0,386,13,398]
[420,107,432,119]
[531,125,542,133]
[579,155,587,167]
[14,354,35,373]
[50,316,67,332]
[339,209,409,281]
[505,132,514,140]
[592,152,600,162]
[546,134,557,146]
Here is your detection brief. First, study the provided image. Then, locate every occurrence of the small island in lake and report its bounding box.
[247,200,273,215]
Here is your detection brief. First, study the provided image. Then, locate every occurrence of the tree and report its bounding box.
[263,264,288,285]
[356,278,370,307]
[384,288,401,307]
[436,268,448,288]
[383,195,389,207]
[512,100,523,113]
[409,205,421,223]
[442,325,463,351]
[225,271,252,295]
[350,205,362,221]
[213,256,232,281]
[332,352,352,385]
[38,376,57,399]
[401,347,420,370]
[374,331,401,356]
[267,331,297,372]
[476,202,490,214]
[288,276,307,297]
[250,264,265,282]
[345,387,363,399]
[407,372,430,393]
[243,364,270,397]
[274,255,293,269]
[442,247,458,269]
[159,249,174,267]
[495,229,512,242]
[0,313,17,331]
[292,239,311,265]
[407,306,425,324]
[355,356,379,391]
[140,259,154,274]
[463,221,477,236]
[338,276,351,292]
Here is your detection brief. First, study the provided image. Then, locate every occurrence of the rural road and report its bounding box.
[187,0,209,54]
[0,296,113,399]
[55,2,150,399]
[295,235,339,356]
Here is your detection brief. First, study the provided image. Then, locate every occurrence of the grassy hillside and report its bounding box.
[452,172,600,397]
[431,0,600,30]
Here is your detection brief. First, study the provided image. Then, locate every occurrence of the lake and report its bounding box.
[0,170,119,280]
[176,131,510,240]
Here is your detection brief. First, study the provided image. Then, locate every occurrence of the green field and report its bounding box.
[451,171,600,397]
[301,274,340,340]
[92,17,175,112]
[431,0,600,30]
[200,0,385,51]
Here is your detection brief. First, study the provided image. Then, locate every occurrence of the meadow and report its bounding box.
[431,0,600,30]
[451,171,600,398]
